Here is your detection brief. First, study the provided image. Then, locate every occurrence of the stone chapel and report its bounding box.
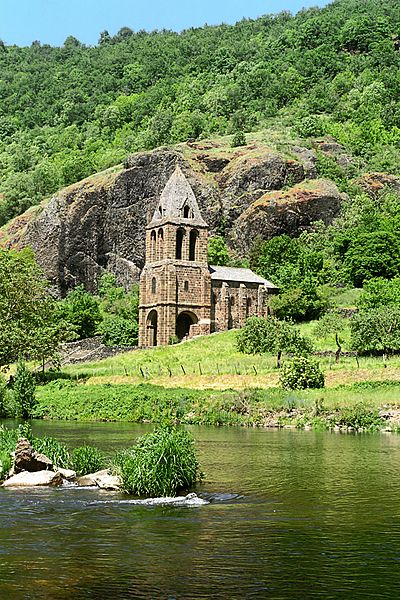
[138,165,278,347]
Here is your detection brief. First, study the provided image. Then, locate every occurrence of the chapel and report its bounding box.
[138,165,277,347]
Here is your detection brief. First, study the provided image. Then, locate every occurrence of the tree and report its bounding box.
[57,285,102,340]
[357,277,400,310]
[344,231,400,286]
[0,249,68,367]
[313,311,347,363]
[350,306,400,360]
[13,360,37,419]
[207,236,230,266]
[236,316,313,368]
[97,274,139,346]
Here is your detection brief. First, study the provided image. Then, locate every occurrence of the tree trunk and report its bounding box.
[335,333,341,364]
[277,350,282,369]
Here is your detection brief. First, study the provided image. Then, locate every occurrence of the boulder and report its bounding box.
[76,469,121,490]
[57,468,77,481]
[2,470,63,487]
[14,438,53,473]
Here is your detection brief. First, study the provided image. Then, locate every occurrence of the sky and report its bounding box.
[1,0,330,47]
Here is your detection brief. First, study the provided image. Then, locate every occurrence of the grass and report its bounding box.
[28,324,400,432]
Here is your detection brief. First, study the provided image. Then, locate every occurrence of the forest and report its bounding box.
[1,0,400,225]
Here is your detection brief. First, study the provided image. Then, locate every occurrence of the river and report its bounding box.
[0,421,399,599]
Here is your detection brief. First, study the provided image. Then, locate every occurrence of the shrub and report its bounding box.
[231,130,246,147]
[280,357,325,390]
[72,445,105,475]
[13,360,37,419]
[335,403,382,430]
[114,425,201,497]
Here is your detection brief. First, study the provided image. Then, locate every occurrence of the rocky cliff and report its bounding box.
[0,139,345,295]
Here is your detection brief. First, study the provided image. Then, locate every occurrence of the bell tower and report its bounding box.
[138,165,211,346]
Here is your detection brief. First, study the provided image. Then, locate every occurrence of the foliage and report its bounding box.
[97,275,139,346]
[0,248,69,366]
[0,450,12,481]
[57,284,102,340]
[335,403,382,430]
[13,360,37,419]
[236,316,313,366]
[280,357,325,390]
[313,311,347,360]
[357,277,400,310]
[114,425,201,496]
[343,231,400,286]
[231,130,246,147]
[1,0,400,225]
[350,306,400,357]
[72,445,105,475]
[207,236,230,266]
[32,436,71,469]
[270,284,330,322]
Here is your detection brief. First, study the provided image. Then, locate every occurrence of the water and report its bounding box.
[1,421,399,599]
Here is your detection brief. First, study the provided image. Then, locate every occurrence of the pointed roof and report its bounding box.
[148,165,207,227]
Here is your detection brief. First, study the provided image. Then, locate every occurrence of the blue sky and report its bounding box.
[2,0,330,47]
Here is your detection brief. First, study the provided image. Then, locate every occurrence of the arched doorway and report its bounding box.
[176,311,198,341]
[146,310,158,346]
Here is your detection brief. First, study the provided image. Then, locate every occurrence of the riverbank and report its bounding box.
[35,380,400,433]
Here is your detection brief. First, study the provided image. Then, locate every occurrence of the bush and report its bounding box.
[231,130,246,147]
[98,314,138,347]
[280,357,325,390]
[114,425,201,497]
[72,445,105,475]
[13,360,37,419]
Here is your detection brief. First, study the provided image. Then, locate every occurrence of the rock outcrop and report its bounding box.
[230,179,344,255]
[13,437,53,473]
[0,140,345,295]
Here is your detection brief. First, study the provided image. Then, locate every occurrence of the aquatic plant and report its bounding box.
[32,436,71,469]
[72,445,105,475]
[114,425,201,497]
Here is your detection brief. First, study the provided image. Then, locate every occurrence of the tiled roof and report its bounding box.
[209,265,278,288]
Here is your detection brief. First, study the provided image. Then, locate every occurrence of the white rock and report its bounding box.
[76,469,113,487]
[57,468,77,481]
[2,470,63,487]
[94,473,122,490]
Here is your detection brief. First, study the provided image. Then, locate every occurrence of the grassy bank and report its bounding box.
[35,380,400,433]
[32,328,400,432]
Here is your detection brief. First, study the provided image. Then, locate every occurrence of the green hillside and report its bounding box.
[1,0,400,224]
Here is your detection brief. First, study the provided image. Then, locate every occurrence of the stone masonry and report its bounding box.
[138,166,278,346]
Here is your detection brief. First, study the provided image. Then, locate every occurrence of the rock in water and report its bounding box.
[76,469,122,490]
[13,438,53,473]
[2,470,63,487]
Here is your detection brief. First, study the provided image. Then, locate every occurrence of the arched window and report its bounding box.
[176,228,185,260]
[157,228,164,259]
[151,277,157,294]
[183,205,190,218]
[184,280,189,292]
[150,231,156,261]
[189,229,198,261]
